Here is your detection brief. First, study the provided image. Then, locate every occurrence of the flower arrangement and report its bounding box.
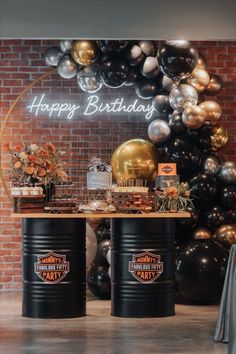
[8,142,70,185]
[155,182,193,212]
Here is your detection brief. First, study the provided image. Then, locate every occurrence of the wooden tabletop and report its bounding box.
[11,212,190,219]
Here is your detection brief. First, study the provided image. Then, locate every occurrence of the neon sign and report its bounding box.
[27,94,156,120]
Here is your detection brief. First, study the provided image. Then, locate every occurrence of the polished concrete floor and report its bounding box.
[0,291,227,354]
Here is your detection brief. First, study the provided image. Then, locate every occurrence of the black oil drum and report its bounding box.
[111,218,175,318]
[22,218,86,318]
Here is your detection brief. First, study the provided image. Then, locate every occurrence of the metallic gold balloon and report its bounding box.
[199,101,222,125]
[204,74,222,96]
[210,125,228,151]
[196,54,208,70]
[182,105,206,129]
[71,40,99,66]
[111,139,160,185]
[187,68,210,92]
[193,227,212,240]
[213,224,236,248]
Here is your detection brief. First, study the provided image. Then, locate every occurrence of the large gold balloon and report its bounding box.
[187,68,210,92]
[71,40,99,66]
[111,139,160,185]
[193,227,212,240]
[210,125,228,151]
[204,74,222,96]
[182,105,206,129]
[196,54,208,70]
[213,225,236,248]
[199,100,222,125]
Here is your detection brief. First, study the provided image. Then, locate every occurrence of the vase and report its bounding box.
[44,183,55,202]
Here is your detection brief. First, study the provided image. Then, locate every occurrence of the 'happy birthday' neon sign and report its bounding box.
[27,94,156,120]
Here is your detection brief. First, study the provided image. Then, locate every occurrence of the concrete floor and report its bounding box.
[0,291,227,354]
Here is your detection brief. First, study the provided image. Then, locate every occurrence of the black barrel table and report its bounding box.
[22,218,86,318]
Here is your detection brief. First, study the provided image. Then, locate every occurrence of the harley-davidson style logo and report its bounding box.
[128,251,163,284]
[34,251,70,284]
[161,165,173,174]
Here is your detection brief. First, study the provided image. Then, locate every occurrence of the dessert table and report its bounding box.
[12,212,190,319]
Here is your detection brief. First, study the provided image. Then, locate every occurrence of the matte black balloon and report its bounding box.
[175,240,228,304]
[101,57,128,88]
[221,185,236,208]
[176,206,199,231]
[185,129,199,143]
[152,93,172,114]
[157,40,199,80]
[198,124,213,138]
[189,173,218,208]
[135,78,159,99]
[95,224,111,243]
[205,206,226,231]
[94,239,112,266]
[124,67,141,86]
[98,40,129,53]
[225,209,236,224]
[197,136,212,151]
[87,264,111,300]
[168,112,187,136]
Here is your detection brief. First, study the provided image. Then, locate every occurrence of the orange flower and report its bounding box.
[14,144,23,152]
[24,166,35,175]
[165,187,178,198]
[28,155,36,162]
[37,168,47,177]
[40,149,49,158]
[45,143,56,153]
[14,161,22,169]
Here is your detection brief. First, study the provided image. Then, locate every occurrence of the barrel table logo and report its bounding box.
[128,251,163,284]
[34,251,70,284]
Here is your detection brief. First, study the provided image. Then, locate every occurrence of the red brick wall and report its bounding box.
[0,40,236,289]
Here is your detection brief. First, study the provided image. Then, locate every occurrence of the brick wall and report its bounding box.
[0,40,236,289]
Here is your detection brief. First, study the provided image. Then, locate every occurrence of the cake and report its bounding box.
[87,171,112,189]
[155,163,179,190]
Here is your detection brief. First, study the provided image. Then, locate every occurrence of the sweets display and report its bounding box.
[87,157,112,189]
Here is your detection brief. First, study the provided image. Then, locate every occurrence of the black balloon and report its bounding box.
[101,57,128,88]
[135,78,159,99]
[175,240,228,304]
[176,206,199,231]
[169,112,187,136]
[124,67,141,86]
[197,136,212,151]
[157,40,199,80]
[152,92,172,114]
[87,264,111,300]
[94,239,112,266]
[221,185,236,208]
[205,206,226,231]
[189,173,218,208]
[225,209,236,224]
[98,40,129,53]
[95,224,111,243]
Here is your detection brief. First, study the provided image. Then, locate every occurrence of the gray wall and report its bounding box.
[0,0,236,40]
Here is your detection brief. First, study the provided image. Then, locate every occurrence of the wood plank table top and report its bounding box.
[11,212,190,219]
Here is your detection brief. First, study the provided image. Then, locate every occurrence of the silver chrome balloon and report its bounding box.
[169,84,198,112]
[202,155,221,175]
[60,40,73,54]
[217,161,236,184]
[77,64,103,93]
[44,46,63,67]
[148,119,171,144]
[57,55,78,79]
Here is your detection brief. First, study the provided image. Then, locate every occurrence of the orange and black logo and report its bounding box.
[162,165,173,174]
[128,251,163,283]
[34,251,70,284]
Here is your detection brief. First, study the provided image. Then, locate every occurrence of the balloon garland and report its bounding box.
[44,39,236,303]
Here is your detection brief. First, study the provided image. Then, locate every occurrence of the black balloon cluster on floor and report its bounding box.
[87,220,111,300]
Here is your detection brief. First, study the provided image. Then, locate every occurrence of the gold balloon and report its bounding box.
[213,225,236,248]
[199,100,222,125]
[210,125,228,151]
[204,74,222,96]
[193,227,212,240]
[111,139,160,185]
[196,54,208,70]
[71,40,99,66]
[182,105,206,129]
[187,68,210,92]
